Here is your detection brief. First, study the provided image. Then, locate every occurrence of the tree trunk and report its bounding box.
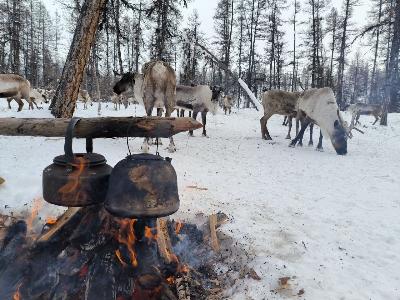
[381,0,400,124]
[50,0,107,118]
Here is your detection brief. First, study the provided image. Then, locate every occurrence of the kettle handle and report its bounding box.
[64,117,93,162]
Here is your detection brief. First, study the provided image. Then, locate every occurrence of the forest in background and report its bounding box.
[0,0,399,112]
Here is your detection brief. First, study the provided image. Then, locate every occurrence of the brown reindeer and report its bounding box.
[347,103,383,126]
[113,60,177,152]
[223,95,234,115]
[0,74,31,111]
[260,90,301,140]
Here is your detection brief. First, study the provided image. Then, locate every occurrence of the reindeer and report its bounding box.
[289,87,349,155]
[113,60,177,152]
[260,90,301,140]
[0,74,32,111]
[175,85,222,136]
[347,103,383,126]
[223,95,234,115]
[78,89,91,109]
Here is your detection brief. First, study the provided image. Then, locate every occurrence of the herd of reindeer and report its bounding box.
[0,60,385,155]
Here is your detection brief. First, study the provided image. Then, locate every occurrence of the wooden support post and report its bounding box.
[0,117,202,138]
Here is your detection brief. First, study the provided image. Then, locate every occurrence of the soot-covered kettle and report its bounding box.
[42,118,112,207]
[104,153,180,218]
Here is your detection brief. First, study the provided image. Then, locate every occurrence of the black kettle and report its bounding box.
[104,153,180,218]
[42,118,112,207]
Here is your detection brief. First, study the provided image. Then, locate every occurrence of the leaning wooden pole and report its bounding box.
[50,0,107,118]
[0,117,202,138]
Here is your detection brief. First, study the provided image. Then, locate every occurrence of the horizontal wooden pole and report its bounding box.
[0,117,203,138]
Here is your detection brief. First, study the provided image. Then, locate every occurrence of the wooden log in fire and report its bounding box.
[0,117,202,138]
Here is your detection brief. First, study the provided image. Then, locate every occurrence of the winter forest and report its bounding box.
[0,0,400,299]
[0,0,399,114]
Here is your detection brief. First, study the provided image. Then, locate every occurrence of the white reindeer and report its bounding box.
[113,61,177,152]
[175,85,222,136]
[289,87,348,155]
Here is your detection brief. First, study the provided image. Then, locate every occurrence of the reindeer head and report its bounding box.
[331,115,348,155]
[210,85,223,103]
[113,72,135,95]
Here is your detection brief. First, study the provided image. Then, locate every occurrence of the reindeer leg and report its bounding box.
[189,111,192,118]
[282,116,288,126]
[15,98,24,111]
[180,109,185,117]
[308,123,314,146]
[290,118,310,147]
[155,108,164,145]
[286,117,292,139]
[316,130,324,151]
[372,115,379,125]
[165,108,176,153]
[141,105,153,153]
[7,99,12,110]
[260,112,273,140]
[189,111,198,136]
[201,111,208,137]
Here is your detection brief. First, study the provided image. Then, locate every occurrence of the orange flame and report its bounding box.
[166,276,175,285]
[175,221,183,234]
[26,197,43,232]
[58,157,86,194]
[13,284,21,300]
[58,156,89,206]
[115,219,138,267]
[46,216,57,225]
[144,226,158,243]
[178,263,190,274]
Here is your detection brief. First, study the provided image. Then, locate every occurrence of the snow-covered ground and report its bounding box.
[1,101,399,299]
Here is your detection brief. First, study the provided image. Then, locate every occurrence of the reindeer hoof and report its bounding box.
[285,135,291,139]
[167,144,176,153]
[289,142,296,148]
[202,134,209,138]
[316,147,324,152]
[188,132,194,137]
[141,143,150,153]
[308,141,313,146]
[298,142,303,147]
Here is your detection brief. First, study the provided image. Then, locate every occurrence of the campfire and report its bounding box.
[0,205,231,299]
[0,118,256,299]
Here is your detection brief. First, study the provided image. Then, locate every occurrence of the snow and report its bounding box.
[1,101,400,299]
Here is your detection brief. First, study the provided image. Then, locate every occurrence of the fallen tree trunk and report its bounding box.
[0,117,202,138]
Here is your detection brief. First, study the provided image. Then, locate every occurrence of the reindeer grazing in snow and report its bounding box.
[347,103,383,126]
[175,85,223,136]
[290,87,349,155]
[223,95,234,115]
[113,60,177,152]
[0,74,32,111]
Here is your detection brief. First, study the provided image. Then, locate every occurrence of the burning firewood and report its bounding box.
[157,218,175,264]
[36,207,82,243]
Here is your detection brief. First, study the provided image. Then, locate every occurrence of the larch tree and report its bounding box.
[336,0,359,108]
[50,0,108,118]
